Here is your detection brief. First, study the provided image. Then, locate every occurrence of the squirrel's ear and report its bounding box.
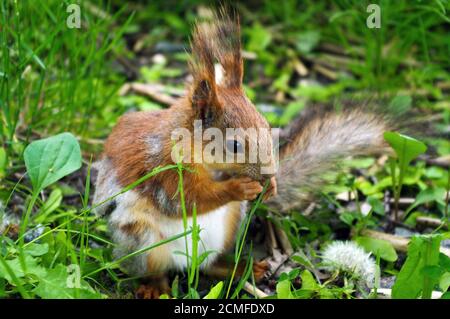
[190,77,221,123]
[189,20,222,122]
[212,9,243,88]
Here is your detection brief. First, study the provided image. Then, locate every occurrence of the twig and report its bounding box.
[360,229,450,257]
[120,83,182,106]
[293,58,309,77]
[416,216,448,230]
[266,221,278,254]
[419,155,450,169]
[274,226,294,255]
[313,64,338,81]
[243,282,268,299]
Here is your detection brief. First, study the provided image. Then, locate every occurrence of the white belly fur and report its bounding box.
[108,190,245,274]
[159,204,233,270]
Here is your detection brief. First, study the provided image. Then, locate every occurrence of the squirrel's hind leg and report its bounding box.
[135,275,170,299]
[204,257,270,283]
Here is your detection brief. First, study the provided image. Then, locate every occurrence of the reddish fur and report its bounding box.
[103,13,273,218]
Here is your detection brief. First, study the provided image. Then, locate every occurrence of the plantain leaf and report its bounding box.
[384,132,427,170]
[355,236,398,262]
[24,133,82,193]
[392,234,441,299]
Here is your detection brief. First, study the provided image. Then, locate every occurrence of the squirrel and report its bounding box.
[93,10,393,298]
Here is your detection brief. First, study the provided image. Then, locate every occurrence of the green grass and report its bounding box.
[0,0,449,299]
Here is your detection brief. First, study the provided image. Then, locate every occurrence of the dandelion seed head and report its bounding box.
[322,241,376,288]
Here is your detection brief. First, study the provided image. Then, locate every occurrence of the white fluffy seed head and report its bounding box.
[322,241,377,288]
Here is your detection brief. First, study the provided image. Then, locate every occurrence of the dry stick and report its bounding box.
[360,229,450,257]
[420,155,450,169]
[266,221,278,254]
[120,82,181,106]
[416,216,448,230]
[313,64,338,81]
[243,282,268,299]
[274,226,294,255]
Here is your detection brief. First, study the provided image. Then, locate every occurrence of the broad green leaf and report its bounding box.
[421,265,443,280]
[405,187,446,215]
[291,251,314,269]
[355,236,398,262]
[392,235,442,299]
[388,95,412,115]
[34,264,102,299]
[367,196,385,215]
[24,243,49,257]
[439,272,450,292]
[384,132,427,169]
[276,280,294,299]
[0,255,46,283]
[24,132,82,192]
[295,30,321,54]
[300,270,319,290]
[439,253,450,271]
[204,281,223,299]
[247,23,272,52]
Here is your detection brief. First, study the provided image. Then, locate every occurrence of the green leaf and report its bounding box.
[439,272,450,292]
[34,264,102,299]
[439,253,450,271]
[247,23,272,52]
[35,188,63,223]
[24,133,82,192]
[295,30,321,54]
[392,235,442,299]
[367,196,385,215]
[276,280,294,299]
[355,236,398,262]
[421,265,443,280]
[204,281,223,299]
[383,132,427,169]
[0,147,7,178]
[300,270,319,290]
[291,251,314,269]
[405,187,446,215]
[388,95,412,115]
[279,101,305,126]
[24,243,49,257]
[0,255,46,283]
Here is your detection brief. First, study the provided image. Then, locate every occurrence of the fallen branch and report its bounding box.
[416,216,448,230]
[120,82,182,106]
[243,282,268,299]
[360,229,450,257]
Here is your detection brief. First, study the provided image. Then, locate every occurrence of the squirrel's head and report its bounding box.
[184,10,276,182]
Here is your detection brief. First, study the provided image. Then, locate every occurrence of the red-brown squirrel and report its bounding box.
[93,11,391,298]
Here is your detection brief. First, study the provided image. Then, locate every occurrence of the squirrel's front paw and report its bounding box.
[263,177,277,201]
[226,177,263,201]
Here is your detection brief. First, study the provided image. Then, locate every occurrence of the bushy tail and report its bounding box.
[267,105,394,212]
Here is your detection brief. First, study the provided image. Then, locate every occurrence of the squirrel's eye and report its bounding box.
[226,139,243,153]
